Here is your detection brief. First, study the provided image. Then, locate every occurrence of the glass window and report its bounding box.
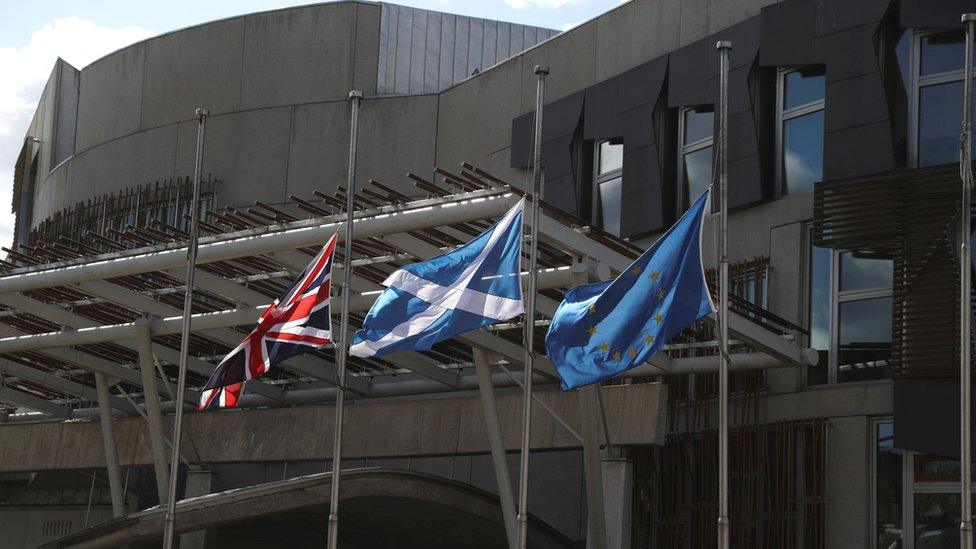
[598,140,623,174]
[837,296,892,382]
[779,66,825,195]
[875,421,904,549]
[808,239,831,386]
[912,30,976,167]
[678,106,714,212]
[840,251,894,292]
[593,140,623,236]
[807,234,893,385]
[784,68,827,109]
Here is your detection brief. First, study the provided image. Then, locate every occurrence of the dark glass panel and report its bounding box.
[808,242,830,385]
[918,80,976,167]
[598,141,623,174]
[683,146,712,212]
[876,422,903,549]
[837,296,892,382]
[920,31,965,76]
[684,106,714,145]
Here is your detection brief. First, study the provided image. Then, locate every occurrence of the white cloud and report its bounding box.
[505,0,588,10]
[0,17,154,249]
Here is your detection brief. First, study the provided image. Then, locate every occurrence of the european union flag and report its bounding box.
[546,190,715,390]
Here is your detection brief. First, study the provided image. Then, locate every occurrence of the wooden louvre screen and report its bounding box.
[813,164,963,377]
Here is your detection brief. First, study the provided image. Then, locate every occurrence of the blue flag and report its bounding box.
[349,199,525,358]
[546,190,715,390]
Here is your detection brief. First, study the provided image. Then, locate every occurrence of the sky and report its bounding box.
[0,0,624,249]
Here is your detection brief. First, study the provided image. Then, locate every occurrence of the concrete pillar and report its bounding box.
[94,373,125,518]
[180,467,215,549]
[580,385,607,549]
[135,319,171,504]
[601,455,633,549]
[473,347,517,547]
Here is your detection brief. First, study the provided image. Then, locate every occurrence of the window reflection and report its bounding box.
[838,297,892,382]
[876,422,904,549]
[783,110,824,194]
[914,493,964,548]
[679,106,714,213]
[808,240,831,385]
[840,252,893,292]
[784,67,826,109]
[914,30,976,167]
[779,66,825,195]
[684,106,714,144]
[594,140,623,236]
[920,31,966,76]
[598,176,622,237]
[683,146,713,211]
[598,141,623,174]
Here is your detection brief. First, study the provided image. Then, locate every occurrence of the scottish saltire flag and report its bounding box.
[546,190,715,390]
[349,199,525,358]
[198,233,338,410]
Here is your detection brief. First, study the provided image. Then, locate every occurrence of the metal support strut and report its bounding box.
[716,39,732,549]
[162,107,208,548]
[95,372,125,518]
[516,64,548,549]
[327,89,362,549]
[960,13,975,549]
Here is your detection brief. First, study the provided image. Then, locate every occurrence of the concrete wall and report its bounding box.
[0,507,113,549]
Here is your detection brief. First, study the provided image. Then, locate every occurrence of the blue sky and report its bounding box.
[0,0,624,246]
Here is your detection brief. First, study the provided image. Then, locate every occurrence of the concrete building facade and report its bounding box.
[7,0,974,547]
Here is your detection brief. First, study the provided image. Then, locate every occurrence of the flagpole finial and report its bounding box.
[348,90,363,100]
[534,65,549,75]
[963,12,976,23]
[716,40,732,50]
[194,108,209,119]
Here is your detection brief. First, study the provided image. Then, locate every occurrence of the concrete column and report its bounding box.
[473,347,517,547]
[180,467,215,549]
[601,455,633,549]
[580,385,607,549]
[135,319,170,504]
[94,373,125,518]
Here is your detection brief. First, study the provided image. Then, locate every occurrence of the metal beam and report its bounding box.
[580,385,607,549]
[473,348,516,548]
[95,372,126,517]
[0,385,71,418]
[0,190,516,295]
[0,358,131,413]
[135,320,171,503]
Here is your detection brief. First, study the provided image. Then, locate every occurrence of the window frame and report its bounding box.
[676,105,715,213]
[909,29,969,168]
[592,139,623,236]
[775,66,826,195]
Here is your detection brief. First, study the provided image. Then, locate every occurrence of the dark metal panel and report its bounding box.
[728,154,764,209]
[759,0,817,67]
[820,25,881,84]
[620,145,665,236]
[824,73,890,133]
[894,378,975,458]
[668,40,710,108]
[820,0,889,35]
[618,57,667,114]
[583,77,619,140]
[901,0,976,29]
[823,121,896,181]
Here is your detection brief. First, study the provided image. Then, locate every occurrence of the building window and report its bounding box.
[807,230,892,385]
[677,106,714,212]
[593,139,623,236]
[777,66,825,195]
[910,30,976,167]
[873,419,904,549]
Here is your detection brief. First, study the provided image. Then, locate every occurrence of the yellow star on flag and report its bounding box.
[657,289,666,300]
[654,313,665,324]
[649,270,661,281]
[612,351,622,361]
[599,342,609,351]
[644,334,655,344]
[586,326,598,335]
[628,348,637,358]
[631,266,642,276]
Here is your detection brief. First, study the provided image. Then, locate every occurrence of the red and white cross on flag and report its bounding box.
[198,233,338,410]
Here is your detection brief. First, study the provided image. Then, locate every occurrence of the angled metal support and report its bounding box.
[135,319,171,504]
[0,385,71,418]
[0,357,132,413]
[473,348,516,548]
[95,372,126,517]
[580,385,607,549]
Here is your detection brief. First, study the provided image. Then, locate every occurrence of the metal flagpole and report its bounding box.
[716,40,732,549]
[516,64,548,549]
[960,13,975,549]
[327,89,362,549]
[162,107,208,548]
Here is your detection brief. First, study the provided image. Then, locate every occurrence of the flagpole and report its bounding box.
[961,13,975,549]
[516,64,548,549]
[716,40,732,549]
[162,107,208,549]
[327,89,362,549]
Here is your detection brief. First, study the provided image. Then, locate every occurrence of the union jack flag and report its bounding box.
[198,233,338,410]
